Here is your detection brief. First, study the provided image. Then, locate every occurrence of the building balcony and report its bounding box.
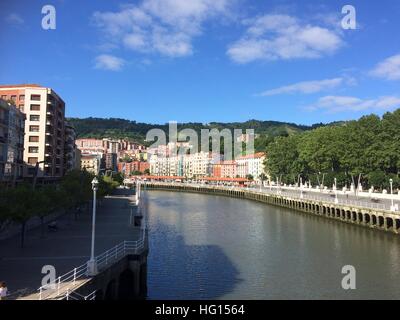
[0,136,6,144]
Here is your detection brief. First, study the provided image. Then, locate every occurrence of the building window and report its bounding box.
[19,95,25,101]
[30,115,40,121]
[19,105,24,111]
[29,136,39,142]
[30,94,41,101]
[28,157,38,164]
[29,146,39,153]
[0,95,7,100]
[30,104,40,111]
[29,125,40,132]
[10,95,16,102]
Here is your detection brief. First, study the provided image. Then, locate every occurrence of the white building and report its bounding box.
[149,151,213,178]
[236,152,266,181]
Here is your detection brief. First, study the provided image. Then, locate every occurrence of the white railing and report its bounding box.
[146,182,397,213]
[37,230,146,300]
[60,289,97,300]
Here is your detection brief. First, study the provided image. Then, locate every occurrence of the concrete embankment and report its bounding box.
[144,183,400,235]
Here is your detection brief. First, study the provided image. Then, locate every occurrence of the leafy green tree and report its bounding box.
[7,184,41,248]
[60,169,93,209]
[264,109,400,189]
[113,172,124,184]
[368,170,387,190]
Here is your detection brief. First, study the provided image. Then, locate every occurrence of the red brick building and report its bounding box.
[213,160,237,178]
[118,161,149,176]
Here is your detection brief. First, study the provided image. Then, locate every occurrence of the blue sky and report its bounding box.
[0,0,399,125]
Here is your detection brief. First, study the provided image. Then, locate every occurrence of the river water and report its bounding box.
[145,190,400,299]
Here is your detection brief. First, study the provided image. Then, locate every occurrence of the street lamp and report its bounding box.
[300,177,304,199]
[334,178,339,204]
[87,177,99,276]
[390,178,395,211]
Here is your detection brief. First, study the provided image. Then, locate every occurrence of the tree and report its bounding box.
[35,186,65,237]
[60,169,93,209]
[259,173,268,183]
[8,184,40,248]
[113,172,124,184]
[263,109,400,189]
[246,174,254,181]
[368,170,387,190]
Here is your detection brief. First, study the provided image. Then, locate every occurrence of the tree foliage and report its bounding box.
[265,109,400,190]
[0,169,123,247]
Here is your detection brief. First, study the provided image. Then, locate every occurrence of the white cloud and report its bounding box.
[370,54,400,81]
[306,95,400,113]
[227,14,343,63]
[94,54,125,71]
[258,78,344,96]
[5,13,24,25]
[92,0,233,59]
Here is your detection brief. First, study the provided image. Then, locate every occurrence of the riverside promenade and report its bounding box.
[0,188,141,299]
[144,182,400,234]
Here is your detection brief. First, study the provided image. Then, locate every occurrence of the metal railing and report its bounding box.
[60,289,97,301]
[37,230,146,300]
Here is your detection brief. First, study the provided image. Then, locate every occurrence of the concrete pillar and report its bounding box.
[370,215,376,227]
[383,217,388,230]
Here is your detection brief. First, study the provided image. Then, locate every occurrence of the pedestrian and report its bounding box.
[0,282,8,300]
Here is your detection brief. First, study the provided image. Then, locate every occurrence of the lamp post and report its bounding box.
[87,177,99,276]
[390,178,395,211]
[334,178,339,204]
[300,177,304,199]
[32,160,46,190]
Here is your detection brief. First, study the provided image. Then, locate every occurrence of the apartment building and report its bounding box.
[149,151,213,179]
[75,138,107,155]
[0,84,66,178]
[76,138,148,166]
[236,152,266,180]
[105,152,118,171]
[0,99,25,183]
[80,154,101,175]
[64,122,77,173]
[117,161,149,176]
[213,160,237,178]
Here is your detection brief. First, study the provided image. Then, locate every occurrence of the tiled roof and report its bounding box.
[0,84,42,88]
[236,152,266,160]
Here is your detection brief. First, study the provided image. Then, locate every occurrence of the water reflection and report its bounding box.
[146,191,400,299]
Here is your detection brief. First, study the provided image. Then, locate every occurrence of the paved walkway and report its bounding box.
[0,188,140,298]
[257,186,400,211]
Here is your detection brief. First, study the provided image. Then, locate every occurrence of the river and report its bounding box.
[145,190,400,299]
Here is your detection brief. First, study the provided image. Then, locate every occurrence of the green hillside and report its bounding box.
[67,117,319,146]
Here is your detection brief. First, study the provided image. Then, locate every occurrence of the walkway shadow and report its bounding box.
[147,227,242,300]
